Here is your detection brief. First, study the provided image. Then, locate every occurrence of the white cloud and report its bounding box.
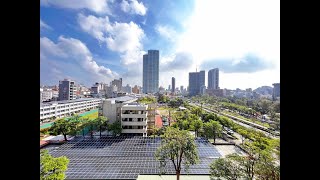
[78,14,110,42]
[160,52,194,72]
[40,19,51,30]
[120,0,147,16]
[165,0,280,89]
[155,24,177,42]
[78,13,145,65]
[40,36,118,85]
[40,0,111,14]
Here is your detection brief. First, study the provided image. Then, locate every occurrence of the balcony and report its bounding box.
[122,129,147,134]
[121,113,147,118]
[121,121,147,126]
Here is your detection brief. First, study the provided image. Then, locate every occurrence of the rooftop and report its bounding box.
[40,98,101,107]
[123,102,147,107]
[106,95,137,103]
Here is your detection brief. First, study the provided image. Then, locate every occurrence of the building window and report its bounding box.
[123,118,128,121]
[128,126,132,129]
[129,118,132,121]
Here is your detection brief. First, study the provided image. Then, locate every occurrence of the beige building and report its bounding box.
[100,96,138,124]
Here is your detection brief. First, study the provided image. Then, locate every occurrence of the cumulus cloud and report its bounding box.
[40,19,51,30]
[155,24,177,42]
[78,13,145,65]
[40,0,111,14]
[200,54,274,73]
[120,0,147,15]
[161,52,194,72]
[40,36,118,85]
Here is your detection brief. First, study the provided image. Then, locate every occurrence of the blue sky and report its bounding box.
[40,0,279,89]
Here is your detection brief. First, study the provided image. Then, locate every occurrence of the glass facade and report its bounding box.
[188,71,205,96]
[143,50,159,94]
[208,68,219,90]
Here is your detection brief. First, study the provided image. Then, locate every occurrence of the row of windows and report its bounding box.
[122,110,146,114]
[122,118,145,122]
[122,126,145,129]
[41,104,98,112]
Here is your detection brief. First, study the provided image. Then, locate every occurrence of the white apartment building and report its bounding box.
[40,98,101,121]
[121,103,148,137]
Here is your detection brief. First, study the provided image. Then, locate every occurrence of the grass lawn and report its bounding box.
[80,111,98,120]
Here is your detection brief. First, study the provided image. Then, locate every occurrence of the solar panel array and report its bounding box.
[49,136,222,179]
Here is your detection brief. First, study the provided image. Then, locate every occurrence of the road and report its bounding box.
[190,103,278,139]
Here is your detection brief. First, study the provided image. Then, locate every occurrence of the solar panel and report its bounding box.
[48,136,221,179]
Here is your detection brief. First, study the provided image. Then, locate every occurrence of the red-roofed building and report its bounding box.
[155,115,163,128]
[40,140,49,148]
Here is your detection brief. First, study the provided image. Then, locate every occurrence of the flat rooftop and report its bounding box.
[49,137,223,180]
[106,96,137,103]
[40,98,101,107]
[123,103,147,107]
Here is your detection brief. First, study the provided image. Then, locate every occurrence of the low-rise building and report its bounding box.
[121,103,148,137]
[100,96,138,124]
[40,98,101,121]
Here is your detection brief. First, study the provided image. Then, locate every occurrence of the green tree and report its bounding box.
[204,113,217,122]
[237,129,248,144]
[95,116,108,137]
[158,94,170,103]
[259,99,272,114]
[108,121,122,136]
[191,107,202,116]
[40,149,69,180]
[155,127,199,180]
[192,119,203,137]
[181,120,189,130]
[210,154,242,180]
[50,118,77,141]
[86,118,97,137]
[203,120,222,143]
[255,150,280,180]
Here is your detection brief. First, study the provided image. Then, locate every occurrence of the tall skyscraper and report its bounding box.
[208,68,219,90]
[188,70,205,96]
[143,50,159,94]
[171,77,175,93]
[58,79,76,101]
[272,83,280,100]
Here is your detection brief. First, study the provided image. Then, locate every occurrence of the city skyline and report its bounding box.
[40,0,279,89]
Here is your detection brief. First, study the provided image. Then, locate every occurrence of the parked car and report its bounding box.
[227,129,234,135]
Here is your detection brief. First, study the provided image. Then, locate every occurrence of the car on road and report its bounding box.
[227,129,234,135]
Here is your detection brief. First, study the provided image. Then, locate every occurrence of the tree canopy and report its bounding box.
[50,118,77,141]
[155,127,199,180]
[40,149,69,180]
[108,121,122,136]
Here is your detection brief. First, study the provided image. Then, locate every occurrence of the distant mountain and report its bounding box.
[253,86,273,95]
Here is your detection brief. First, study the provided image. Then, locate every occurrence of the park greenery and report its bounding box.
[137,96,157,104]
[49,114,120,139]
[210,141,280,180]
[40,149,69,180]
[155,127,199,180]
